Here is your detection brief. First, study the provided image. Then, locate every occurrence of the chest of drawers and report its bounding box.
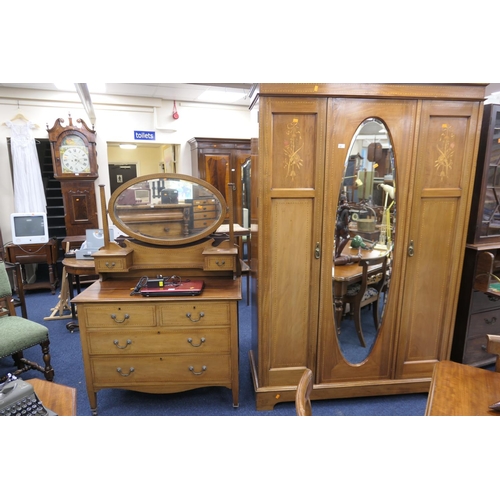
[73,277,241,415]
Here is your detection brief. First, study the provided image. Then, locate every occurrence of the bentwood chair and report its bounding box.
[0,260,54,383]
[295,368,314,416]
[342,252,390,348]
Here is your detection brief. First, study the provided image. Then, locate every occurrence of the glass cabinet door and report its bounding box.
[477,106,500,241]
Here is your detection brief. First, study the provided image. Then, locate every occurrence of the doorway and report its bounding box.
[109,164,137,194]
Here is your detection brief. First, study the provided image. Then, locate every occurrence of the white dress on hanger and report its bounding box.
[6,119,47,213]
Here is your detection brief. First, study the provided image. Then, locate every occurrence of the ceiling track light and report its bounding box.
[75,83,97,126]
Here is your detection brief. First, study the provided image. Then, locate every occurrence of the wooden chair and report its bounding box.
[342,253,389,347]
[1,261,28,319]
[0,260,54,383]
[295,368,313,416]
[0,228,27,318]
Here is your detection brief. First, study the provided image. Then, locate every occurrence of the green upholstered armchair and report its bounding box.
[0,261,54,383]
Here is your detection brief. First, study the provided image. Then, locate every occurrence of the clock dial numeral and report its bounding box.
[61,146,90,173]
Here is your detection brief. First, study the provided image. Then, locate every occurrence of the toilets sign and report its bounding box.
[134,130,156,141]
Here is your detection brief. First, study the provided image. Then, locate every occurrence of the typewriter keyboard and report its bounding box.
[0,393,50,416]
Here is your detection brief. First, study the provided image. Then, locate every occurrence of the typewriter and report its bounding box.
[0,375,57,416]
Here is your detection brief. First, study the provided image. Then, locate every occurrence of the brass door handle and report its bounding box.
[315,242,321,259]
[408,240,414,257]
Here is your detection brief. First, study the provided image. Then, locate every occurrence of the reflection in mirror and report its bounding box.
[333,118,395,364]
[109,174,226,246]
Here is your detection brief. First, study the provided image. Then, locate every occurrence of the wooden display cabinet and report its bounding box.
[188,137,251,226]
[452,104,500,367]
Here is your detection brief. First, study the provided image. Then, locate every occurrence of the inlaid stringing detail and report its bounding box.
[283,118,303,180]
[435,123,455,180]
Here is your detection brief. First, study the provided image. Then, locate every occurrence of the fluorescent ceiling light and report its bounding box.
[119,144,137,149]
[197,89,246,103]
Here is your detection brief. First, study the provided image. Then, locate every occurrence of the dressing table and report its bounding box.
[72,174,242,415]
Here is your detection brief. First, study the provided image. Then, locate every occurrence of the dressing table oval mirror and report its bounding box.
[333,118,396,364]
[108,173,227,246]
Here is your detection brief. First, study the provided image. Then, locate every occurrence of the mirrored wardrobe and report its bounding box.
[249,83,486,410]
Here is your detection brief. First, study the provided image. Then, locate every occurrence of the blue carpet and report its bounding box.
[1,282,429,416]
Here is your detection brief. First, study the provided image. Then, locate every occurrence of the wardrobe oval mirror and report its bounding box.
[108,173,227,246]
[333,118,395,364]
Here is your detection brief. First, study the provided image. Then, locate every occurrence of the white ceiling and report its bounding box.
[1,83,499,107]
[0,83,256,107]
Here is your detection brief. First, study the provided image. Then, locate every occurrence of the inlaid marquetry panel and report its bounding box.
[271,114,317,188]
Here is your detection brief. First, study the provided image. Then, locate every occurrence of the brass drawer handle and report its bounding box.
[105,261,116,268]
[111,313,130,323]
[116,367,134,377]
[187,337,206,347]
[186,312,205,322]
[216,260,226,266]
[189,365,207,375]
[484,316,497,325]
[113,339,132,349]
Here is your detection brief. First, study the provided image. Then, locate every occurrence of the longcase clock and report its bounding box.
[47,115,99,237]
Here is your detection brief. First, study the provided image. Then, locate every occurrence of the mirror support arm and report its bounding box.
[99,184,111,247]
[227,182,236,246]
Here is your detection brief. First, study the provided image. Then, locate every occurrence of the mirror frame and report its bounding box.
[108,173,227,246]
[334,117,395,364]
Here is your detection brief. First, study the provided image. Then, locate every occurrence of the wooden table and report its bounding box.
[216,224,251,304]
[332,247,385,332]
[26,378,77,416]
[425,360,500,416]
[5,239,59,294]
[62,258,96,332]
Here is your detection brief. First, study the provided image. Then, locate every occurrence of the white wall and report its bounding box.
[0,87,257,243]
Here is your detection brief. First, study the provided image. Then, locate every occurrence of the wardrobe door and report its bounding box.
[317,97,417,384]
[254,96,327,390]
[395,100,482,379]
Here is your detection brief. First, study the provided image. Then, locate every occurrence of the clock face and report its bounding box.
[61,146,90,173]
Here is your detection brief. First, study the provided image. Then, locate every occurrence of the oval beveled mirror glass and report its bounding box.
[108,173,227,246]
[333,118,395,363]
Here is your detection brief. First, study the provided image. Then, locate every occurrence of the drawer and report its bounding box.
[193,219,216,230]
[471,290,500,313]
[203,255,236,271]
[463,334,497,365]
[92,248,134,273]
[87,328,231,355]
[94,256,130,273]
[126,221,184,238]
[91,354,231,385]
[158,301,231,327]
[193,199,217,210]
[469,310,500,335]
[193,210,217,221]
[82,304,157,328]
